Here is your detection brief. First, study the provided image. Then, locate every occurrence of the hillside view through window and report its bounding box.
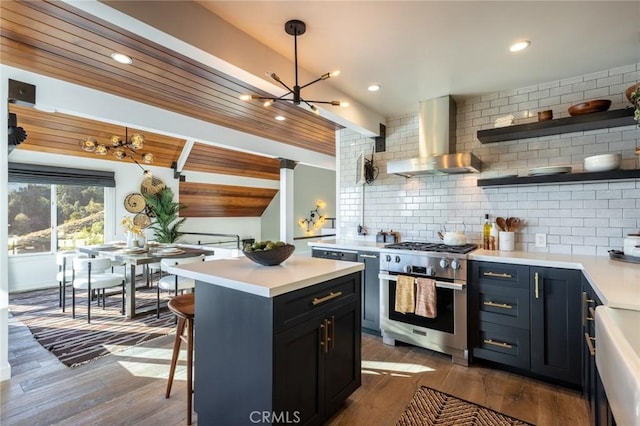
[8,183,104,255]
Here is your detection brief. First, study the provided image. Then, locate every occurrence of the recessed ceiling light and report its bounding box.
[368,84,381,92]
[110,52,132,64]
[509,41,531,52]
[275,115,286,121]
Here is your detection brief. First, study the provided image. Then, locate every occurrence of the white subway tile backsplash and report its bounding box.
[550,85,573,97]
[597,74,624,88]
[539,96,561,107]
[573,80,597,92]
[584,70,610,81]
[338,63,640,254]
[561,75,584,86]
[560,92,585,104]
[585,87,610,99]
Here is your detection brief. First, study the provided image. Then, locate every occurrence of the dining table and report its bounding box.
[77,243,214,318]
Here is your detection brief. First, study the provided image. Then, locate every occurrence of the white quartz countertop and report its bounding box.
[165,254,364,298]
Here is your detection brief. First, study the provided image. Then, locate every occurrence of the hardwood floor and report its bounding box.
[2,315,588,425]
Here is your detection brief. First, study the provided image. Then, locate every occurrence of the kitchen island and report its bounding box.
[166,255,364,426]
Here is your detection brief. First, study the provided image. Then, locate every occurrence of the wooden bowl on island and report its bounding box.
[568,100,611,116]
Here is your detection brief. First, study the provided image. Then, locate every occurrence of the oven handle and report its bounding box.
[378,273,466,291]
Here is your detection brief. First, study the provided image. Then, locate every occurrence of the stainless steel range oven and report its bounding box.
[379,242,476,366]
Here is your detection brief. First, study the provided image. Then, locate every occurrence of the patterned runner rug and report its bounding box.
[9,283,176,367]
[397,386,534,426]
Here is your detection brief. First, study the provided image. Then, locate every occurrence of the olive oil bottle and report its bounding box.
[483,214,491,249]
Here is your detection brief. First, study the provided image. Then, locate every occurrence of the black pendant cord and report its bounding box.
[294,31,299,90]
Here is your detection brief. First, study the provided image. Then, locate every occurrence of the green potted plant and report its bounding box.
[143,186,186,243]
[625,83,640,124]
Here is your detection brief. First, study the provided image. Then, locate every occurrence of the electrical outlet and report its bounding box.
[535,233,547,248]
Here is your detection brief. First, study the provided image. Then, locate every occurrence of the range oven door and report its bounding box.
[378,272,468,365]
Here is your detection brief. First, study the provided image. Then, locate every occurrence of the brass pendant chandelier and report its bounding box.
[79,127,154,170]
[240,19,346,115]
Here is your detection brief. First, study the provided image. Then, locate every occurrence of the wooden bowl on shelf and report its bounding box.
[568,100,611,116]
[537,110,553,121]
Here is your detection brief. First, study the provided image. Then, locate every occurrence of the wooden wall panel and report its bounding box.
[1,0,338,157]
[179,182,278,218]
[184,143,280,181]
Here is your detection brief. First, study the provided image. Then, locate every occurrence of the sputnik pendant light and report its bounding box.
[240,19,345,115]
[79,127,154,174]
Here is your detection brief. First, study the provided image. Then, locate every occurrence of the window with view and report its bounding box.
[8,183,105,255]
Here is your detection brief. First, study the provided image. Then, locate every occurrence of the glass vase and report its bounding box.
[126,232,135,248]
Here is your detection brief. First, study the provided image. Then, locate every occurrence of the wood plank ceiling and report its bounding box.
[0,0,339,157]
[9,103,282,181]
[9,103,185,169]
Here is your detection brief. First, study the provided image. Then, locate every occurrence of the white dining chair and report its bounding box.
[156,254,215,318]
[56,251,83,312]
[71,257,125,323]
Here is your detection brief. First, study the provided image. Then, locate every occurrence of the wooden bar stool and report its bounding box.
[166,293,195,425]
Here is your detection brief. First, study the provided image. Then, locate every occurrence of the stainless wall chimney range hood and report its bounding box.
[386,96,481,177]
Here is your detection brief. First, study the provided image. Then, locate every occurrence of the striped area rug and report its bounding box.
[9,284,176,368]
[397,386,534,426]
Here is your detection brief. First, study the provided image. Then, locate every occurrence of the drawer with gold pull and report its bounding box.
[475,284,529,329]
[472,321,530,370]
[273,271,360,332]
[471,261,529,289]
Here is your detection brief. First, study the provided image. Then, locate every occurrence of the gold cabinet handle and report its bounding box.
[584,333,596,357]
[312,291,343,306]
[483,301,513,309]
[483,271,512,278]
[534,272,539,299]
[483,339,512,349]
[320,320,328,353]
[329,315,335,350]
[582,292,596,324]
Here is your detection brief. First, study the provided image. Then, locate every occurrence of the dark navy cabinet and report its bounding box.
[195,272,361,425]
[530,266,582,386]
[357,251,380,333]
[470,261,582,388]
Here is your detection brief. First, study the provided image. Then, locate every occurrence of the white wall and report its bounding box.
[261,193,280,244]
[261,164,336,253]
[339,64,640,255]
[292,164,336,253]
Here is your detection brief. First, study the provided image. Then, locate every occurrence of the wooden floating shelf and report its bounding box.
[477,169,640,187]
[477,108,636,144]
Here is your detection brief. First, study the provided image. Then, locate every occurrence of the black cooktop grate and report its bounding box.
[384,241,478,254]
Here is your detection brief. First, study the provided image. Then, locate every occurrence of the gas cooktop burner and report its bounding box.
[384,241,478,254]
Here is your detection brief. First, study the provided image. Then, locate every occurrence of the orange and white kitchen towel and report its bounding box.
[395,275,415,314]
[415,277,437,318]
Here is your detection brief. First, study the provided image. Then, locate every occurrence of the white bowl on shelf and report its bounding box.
[584,154,621,172]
